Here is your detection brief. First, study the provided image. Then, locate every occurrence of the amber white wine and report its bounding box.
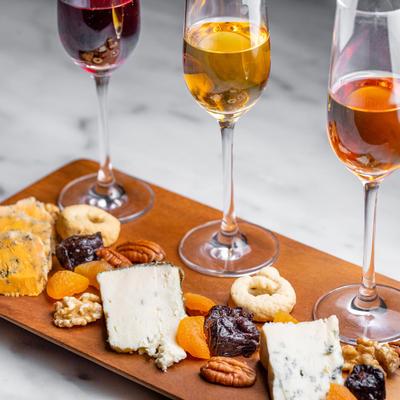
[328,74,400,180]
[183,19,271,120]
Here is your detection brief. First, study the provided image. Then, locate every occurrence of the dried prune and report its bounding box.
[56,233,103,270]
[204,305,259,357]
[345,364,386,400]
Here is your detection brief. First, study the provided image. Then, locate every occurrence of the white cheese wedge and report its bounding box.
[260,316,344,400]
[98,264,187,371]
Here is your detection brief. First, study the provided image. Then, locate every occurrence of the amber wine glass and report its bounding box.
[180,0,279,276]
[314,0,400,343]
[57,0,153,222]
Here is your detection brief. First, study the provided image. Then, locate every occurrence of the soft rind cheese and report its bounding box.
[260,316,344,400]
[0,230,48,296]
[98,264,187,371]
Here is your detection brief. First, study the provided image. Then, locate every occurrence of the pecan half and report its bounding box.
[116,240,166,264]
[96,248,131,268]
[200,357,256,387]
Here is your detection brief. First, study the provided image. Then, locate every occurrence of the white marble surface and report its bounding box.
[1,0,400,398]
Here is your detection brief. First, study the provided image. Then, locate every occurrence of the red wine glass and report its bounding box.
[57,0,153,222]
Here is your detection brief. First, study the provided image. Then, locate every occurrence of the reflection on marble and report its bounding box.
[0,0,400,398]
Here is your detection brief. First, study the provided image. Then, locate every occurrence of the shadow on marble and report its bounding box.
[0,318,166,400]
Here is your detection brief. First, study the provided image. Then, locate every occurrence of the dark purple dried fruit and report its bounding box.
[204,305,259,358]
[56,233,103,270]
[345,364,386,400]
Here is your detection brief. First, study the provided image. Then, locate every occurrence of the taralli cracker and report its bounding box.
[230,266,296,322]
[56,204,120,247]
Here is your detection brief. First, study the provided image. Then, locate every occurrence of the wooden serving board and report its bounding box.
[0,159,398,399]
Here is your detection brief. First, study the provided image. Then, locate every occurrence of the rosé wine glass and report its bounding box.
[313,0,400,344]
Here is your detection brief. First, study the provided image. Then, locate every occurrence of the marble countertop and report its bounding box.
[1,0,400,398]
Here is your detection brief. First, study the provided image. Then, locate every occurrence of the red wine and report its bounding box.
[58,0,140,74]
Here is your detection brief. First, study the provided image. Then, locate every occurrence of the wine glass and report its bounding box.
[314,0,400,343]
[57,0,153,222]
[179,0,279,276]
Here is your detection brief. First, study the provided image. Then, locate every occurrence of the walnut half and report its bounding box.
[342,337,400,375]
[53,293,103,328]
[200,357,256,387]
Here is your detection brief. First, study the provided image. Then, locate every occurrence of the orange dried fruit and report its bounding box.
[176,316,211,359]
[273,311,299,324]
[327,384,357,400]
[74,260,113,289]
[184,293,216,316]
[46,270,89,299]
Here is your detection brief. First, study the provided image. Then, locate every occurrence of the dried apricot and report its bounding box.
[273,311,298,324]
[184,293,216,316]
[176,316,210,359]
[46,271,89,299]
[74,260,112,289]
[327,383,357,400]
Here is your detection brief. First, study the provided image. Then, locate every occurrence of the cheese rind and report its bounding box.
[260,316,344,400]
[0,231,48,296]
[98,264,187,371]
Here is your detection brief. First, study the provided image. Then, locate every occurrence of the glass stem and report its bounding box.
[218,120,239,239]
[355,181,380,309]
[94,74,115,196]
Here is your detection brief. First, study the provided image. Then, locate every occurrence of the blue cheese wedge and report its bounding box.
[0,197,58,255]
[260,316,344,400]
[98,263,187,371]
[0,211,53,273]
[0,230,49,296]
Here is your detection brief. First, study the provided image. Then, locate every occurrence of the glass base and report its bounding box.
[313,284,400,344]
[57,172,154,223]
[179,220,279,277]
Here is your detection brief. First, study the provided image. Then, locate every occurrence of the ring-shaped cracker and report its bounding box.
[56,205,120,247]
[230,267,296,322]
